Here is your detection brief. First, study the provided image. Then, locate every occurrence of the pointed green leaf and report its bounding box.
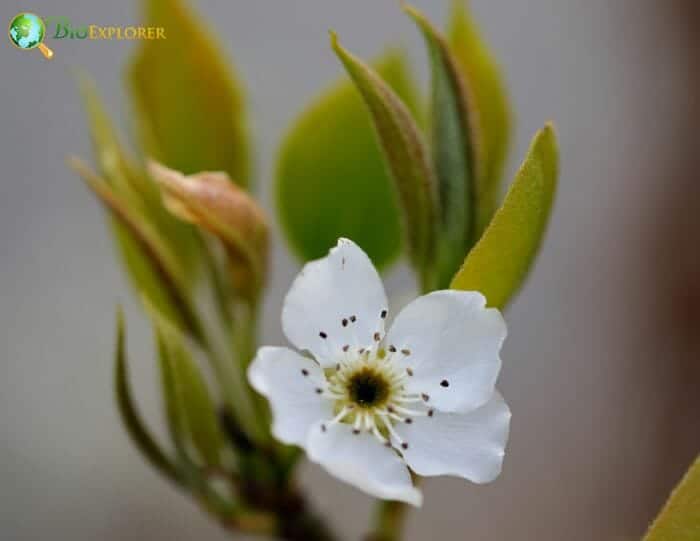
[405,5,477,289]
[77,72,145,198]
[331,33,437,286]
[78,74,202,285]
[448,0,513,236]
[70,158,204,343]
[156,329,188,459]
[644,455,700,541]
[168,331,225,468]
[114,310,181,485]
[150,308,224,468]
[276,49,420,269]
[450,124,558,308]
[128,0,250,186]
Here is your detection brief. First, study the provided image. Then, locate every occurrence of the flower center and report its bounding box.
[347,367,389,407]
[315,344,434,450]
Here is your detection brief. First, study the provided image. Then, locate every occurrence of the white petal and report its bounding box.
[248,347,332,446]
[306,422,423,506]
[385,290,506,413]
[394,392,511,483]
[282,238,388,366]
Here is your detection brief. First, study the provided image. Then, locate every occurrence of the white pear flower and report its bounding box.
[248,238,511,506]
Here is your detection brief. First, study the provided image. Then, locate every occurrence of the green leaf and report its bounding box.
[114,309,181,485]
[450,124,558,308]
[405,5,477,289]
[169,335,225,468]
[644,455,700,541]
[156,329,187,459]
[77,73,202,286]
[128,0,250,186]
[152,311,224,468]
[70,158,204,342]
[448,0,513,236]
[77,71,144,198]
[276,49,420,269]
[331,33,437,287]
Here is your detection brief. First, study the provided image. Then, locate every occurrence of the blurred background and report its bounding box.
[1,0,698,540]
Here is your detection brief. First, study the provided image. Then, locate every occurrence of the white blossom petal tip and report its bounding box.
[250,238,510,502]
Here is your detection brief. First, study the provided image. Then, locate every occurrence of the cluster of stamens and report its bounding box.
[302,311,438,451]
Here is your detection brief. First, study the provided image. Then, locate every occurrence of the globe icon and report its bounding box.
[8,12,53,59]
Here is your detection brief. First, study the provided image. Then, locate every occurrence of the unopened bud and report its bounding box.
[148,161,268,302]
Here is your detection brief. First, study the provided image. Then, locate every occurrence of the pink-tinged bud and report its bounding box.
[148,161,268,302]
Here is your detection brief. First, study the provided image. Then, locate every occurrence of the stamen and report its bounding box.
[342,318,348,327]
[393,405,429,417]
[372,424,390,446]
[327,406,352,426]
[319,331,327,339]
[372,406,401,422]
[353,412,364,434]
[321,389,346,400]
[301,369,309,376]
[380,310,387,319]
[395,395,424,404]
[350,315,357,323]
[401,348,411,356]
[440,379,450,387]
[378,414,405,448]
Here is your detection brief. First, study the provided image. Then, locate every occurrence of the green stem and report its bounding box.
[365,498,411,541]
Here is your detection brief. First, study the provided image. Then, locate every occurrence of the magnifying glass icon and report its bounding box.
[8,12,54,59]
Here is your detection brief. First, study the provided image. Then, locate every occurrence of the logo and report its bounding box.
[8,13,166,59]
[8,12,54,59]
